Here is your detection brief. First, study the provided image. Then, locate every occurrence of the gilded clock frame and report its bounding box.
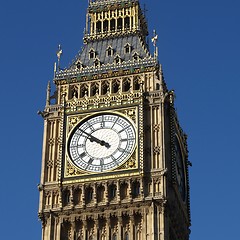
[63,106,141,181]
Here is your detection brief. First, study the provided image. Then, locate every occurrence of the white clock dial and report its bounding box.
[68,113,136,172]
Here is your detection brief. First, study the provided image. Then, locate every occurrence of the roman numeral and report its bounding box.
[120,138,128,142]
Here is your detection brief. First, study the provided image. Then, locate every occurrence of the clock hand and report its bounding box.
[79,129,110,148]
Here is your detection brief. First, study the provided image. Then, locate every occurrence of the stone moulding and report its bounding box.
[54,59,157,83]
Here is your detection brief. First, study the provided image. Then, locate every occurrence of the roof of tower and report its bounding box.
[54,34,157,80]
[76,35,151,66]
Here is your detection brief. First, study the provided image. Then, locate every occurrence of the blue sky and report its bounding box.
[0,0,239,239]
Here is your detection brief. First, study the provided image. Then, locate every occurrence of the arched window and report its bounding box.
[124,16,130,29]
[106,46,113,57]
[85,187,93,204]
[94,58,101,67]
[89,49,95,59]
[63,189,70,206]
[114,55,121,64]
[112,233,117,240]
[132,181,140,198]
[97,185,105,203]
[124,232,129,240]
[90,83,99,96]
[103,20,108,32]
[112,80,120,93]
[76,61,83,70]
[124,43,131,54]
[73,188,82,205]
[80,84,88,98]
[101,81,109,95]
[96,21,101,33]
[133,52,139,61]
[108,184,117,201]
[110,19,116,31]
[133,77,140,90]
[70,85,78,99]
[122,78,131,92]
[120,182,128,200]
[117,18,123,30]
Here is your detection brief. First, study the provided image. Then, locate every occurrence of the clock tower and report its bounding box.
[38,0,191,240]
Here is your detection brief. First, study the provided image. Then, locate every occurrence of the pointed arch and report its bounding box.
[124,16,130,29]
[108,183,117,201]
[106,46,114,57]
[112,79,120,93]
[110,19,116,31]
[122,78,131,92]
[101,80,109,95]
[96,21,101,33]
[76,60,83,70]
[85,186,93,204]
[97,185,105,203]
[94,57,101,67]
[89,48,96,59]
[112,233,117,240]
[114,55,122,64]
[80,84,89,98]
[124,43,131,54]
[90,82,99,96]
[103,19,108,32]
[132,180,140,198]
[133,52,140,61]
[117,18,123,30]
[133,76,141,90]
[120,182,128,200]
[69,85,79,99]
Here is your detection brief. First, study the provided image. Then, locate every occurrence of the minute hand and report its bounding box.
[79,129,110,148]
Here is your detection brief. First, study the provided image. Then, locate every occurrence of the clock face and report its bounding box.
[174,135,186,201]
[67,113,136,173]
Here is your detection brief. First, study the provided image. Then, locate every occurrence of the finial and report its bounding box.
[46,81,51,106]
[56,44,63,71]
[151,30,158,59]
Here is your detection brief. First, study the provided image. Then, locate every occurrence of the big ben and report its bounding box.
[38,0,191,239]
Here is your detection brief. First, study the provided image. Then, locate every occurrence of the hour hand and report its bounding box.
[89,135,110,148]
[79,129,110,148]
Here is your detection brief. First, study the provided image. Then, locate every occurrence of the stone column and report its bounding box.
[93,215,98,239]
[117,180,121,203]
[129,179,133,202]
[130,214,135,240]
[70,187,74,208]
[71,217,76,240]
[106,215,111,239]
[104,182,109,205]
[82,219,87,240]
[55,216,62,240]
[82,185,86,207]
[93,183,97,206]
[117,214,123,240]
